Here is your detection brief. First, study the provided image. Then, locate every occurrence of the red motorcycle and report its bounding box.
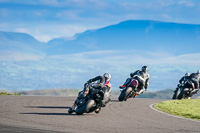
[118,78,140,101]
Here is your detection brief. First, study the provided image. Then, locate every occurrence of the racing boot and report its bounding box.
[119,85,126,89]
[68,106,75,114]
[119,85,126,92]
[68,100,78,114]
[133,92,139,98]
[95,107,101,114]
[120,78,131,90]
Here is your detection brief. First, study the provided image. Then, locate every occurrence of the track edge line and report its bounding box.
[149,103,200,123]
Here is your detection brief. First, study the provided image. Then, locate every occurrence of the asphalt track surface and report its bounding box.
[0,96,199,133]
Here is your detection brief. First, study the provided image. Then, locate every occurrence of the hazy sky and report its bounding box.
[0,0,200,42]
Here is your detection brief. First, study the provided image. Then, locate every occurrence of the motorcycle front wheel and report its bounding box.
[177,88,189,99]
[172,88,180,99]
[75,99,95,115]
[68,107,73,114]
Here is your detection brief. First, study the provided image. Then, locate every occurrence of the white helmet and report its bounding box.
[197,70,200,74]
[103,73,111,80]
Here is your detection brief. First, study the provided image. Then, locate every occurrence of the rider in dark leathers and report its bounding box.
[87,74,111,94]
[188,70,200,98]
[179,73,190,84]
[70,73,111,113]
[119,66,150,95]
[172,73,190,99]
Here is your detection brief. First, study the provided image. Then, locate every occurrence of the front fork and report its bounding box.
[72,88,90,110]
[83,88,89,97]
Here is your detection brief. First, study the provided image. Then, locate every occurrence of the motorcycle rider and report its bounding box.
[172,73,190,99]
[87,73,111,94]
[119,66,150,96]
[69,73,111,114]
[179,73,190,84]
[188,70,200,98]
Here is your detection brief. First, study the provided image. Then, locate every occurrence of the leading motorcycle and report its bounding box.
[68,83,109,115]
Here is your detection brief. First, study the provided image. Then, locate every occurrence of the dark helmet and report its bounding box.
[197,70,200,74]
[141,66,148,73]
[185,73,190,76]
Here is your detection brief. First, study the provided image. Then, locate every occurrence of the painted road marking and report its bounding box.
[149,103,200,123]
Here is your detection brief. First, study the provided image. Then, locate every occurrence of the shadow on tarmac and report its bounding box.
[20,112,76,116]
[24,106,70,109]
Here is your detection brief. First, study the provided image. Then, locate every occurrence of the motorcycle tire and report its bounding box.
[172,88,180,99]
[75,99,95,115]
[68,107,73,114]
[118,87,132,101]
[177,89,186,100]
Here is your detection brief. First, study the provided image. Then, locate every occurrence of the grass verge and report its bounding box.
[0,92,23,96]
[154,99,200,120]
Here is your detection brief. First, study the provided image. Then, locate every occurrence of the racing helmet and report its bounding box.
[185,73,190,76]
[141,66,148,73]
[103,73,111,80]
[197,70,200,74]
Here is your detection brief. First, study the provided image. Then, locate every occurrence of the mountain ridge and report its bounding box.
[1,20,200,56]
[0,31,46,56]
[46,20,200,55]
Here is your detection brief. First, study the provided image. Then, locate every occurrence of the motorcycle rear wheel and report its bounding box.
[118,87,132,101]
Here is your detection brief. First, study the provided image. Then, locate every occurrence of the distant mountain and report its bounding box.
[1,20,200,56]
[47,20,200,55]
[0,31,46,56]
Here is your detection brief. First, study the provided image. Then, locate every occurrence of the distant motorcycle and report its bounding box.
[118,78,140,101]
[172,83,184,99]
[173,80,196,99]
[68,83,110,115]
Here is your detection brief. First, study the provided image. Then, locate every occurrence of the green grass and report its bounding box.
[154,99,200,120]
[0,92,23,96]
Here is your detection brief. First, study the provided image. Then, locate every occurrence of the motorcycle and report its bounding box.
[172,83,184,99]
[118,78,140,101]
[174,80,196,99]
[68,83,106,115]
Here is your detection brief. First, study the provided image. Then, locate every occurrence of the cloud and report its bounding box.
[178,0,195,7]
[10,23,88,42]
[0,21,89,42]
[0,0,107,9]
[51,50,200,67]
[47,50,200,90]
[0,51,44,61]
[155,0,175,7]
[165,53,200,65]
[55,10,81,20]
[14,28,30,33]
[1,49,199,91]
